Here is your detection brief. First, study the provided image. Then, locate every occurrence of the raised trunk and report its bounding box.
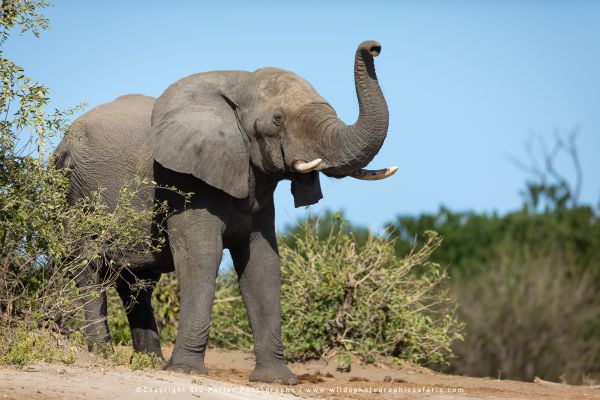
[300,40,389,175]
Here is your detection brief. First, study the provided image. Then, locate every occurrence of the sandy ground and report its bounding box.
[1,347,599,400]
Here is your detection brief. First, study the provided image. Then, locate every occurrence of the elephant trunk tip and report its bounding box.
[358,40,382,57]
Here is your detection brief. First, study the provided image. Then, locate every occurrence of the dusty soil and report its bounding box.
[1,347,599,400]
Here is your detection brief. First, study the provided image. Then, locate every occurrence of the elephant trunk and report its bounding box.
[298,40,389,176]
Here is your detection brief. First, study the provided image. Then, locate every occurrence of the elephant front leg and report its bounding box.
[230,217,298,385]
[164,210,223,374]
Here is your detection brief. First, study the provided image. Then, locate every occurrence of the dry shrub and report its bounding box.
[451,250,600,383]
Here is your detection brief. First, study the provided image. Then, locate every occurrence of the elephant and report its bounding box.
[54,40,396,384]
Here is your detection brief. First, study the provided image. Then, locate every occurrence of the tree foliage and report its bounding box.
[387,132,599,280]
[0,0,50,44]
[0,0,160,332]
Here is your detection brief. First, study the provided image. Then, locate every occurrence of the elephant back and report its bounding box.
[55,94,157,209]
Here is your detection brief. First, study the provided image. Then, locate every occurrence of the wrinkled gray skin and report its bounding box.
[54,41,390,384]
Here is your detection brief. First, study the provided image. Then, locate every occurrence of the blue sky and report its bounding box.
[5,0,600,232]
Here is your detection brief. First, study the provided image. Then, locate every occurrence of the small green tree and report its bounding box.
[0,0,160,339]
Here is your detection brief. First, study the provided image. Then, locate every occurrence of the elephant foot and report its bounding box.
[164,357,208,375]
[250,363,298,385]
[131,328,163,359]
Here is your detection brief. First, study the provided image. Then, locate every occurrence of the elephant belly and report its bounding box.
[111,245,174,274]
[223,211,254,249]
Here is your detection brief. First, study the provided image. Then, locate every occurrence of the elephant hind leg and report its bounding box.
[76,261,112,354]
[116,270,163,358]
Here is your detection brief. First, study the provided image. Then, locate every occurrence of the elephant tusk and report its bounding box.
[351,166,398,180]
[293,158,323,173]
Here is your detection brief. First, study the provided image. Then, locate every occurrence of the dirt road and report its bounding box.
[1,348,599,400]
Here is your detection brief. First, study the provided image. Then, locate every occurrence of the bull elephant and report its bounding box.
[54,40,396,384]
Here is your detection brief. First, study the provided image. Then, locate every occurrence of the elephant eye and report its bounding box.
[272,111,285,126]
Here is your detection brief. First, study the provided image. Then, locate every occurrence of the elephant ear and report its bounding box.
[291,171,323,208]
[151,94,249,199]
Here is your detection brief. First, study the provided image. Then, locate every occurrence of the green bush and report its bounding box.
[278,218,463,366]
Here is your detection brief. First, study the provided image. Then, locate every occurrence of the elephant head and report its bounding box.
[151,40,396,207]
